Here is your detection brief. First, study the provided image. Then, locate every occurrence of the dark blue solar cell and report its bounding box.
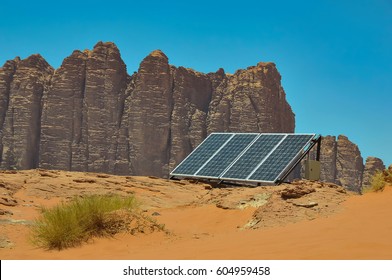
[220,134,285,180]
[196,134,258,177]
[248,134,314,182]
[170,133,233,176]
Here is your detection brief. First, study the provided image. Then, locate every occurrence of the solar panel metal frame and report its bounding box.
[170,132,318,185]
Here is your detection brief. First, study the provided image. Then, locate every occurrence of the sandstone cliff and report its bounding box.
[335,135,364,192]
[318,135,337,183]
[39,42,128,174]
[0,41,384,191]
[362,157,386,189]
[0,55,53,170]
[314,135,384,192]
[207,62,294,133]
[0,42,294,177]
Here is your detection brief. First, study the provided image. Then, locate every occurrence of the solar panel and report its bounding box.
[220,134,285,180]
[170,133,318,184]
[170,133,233,176]
[195,133,259,178]
[248,134,314,182]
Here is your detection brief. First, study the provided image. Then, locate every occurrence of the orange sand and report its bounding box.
[1,185,392,260]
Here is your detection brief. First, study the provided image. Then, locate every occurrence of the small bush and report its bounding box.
[369,171,387,192]
[30,194,138,250]
[383,167,392,184]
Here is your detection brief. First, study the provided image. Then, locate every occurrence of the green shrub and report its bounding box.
[383,168,392,184]
[30,194,138,250]
[369,171,386,192]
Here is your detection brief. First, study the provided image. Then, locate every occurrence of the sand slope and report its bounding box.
[0,169,391,260]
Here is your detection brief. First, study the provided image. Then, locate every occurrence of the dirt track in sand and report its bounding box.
[1,169,391,259]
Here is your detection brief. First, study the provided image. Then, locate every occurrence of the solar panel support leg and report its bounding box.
[169,176,180,181]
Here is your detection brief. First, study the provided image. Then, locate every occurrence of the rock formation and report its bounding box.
[39,42,128,174]
[335,135,364,192]
[0,41,385,192]
[362,157,386,189]
[317,135,337,183]
[126,50,174,176]
[309,135,385,193]
[0,55,53,170]
[207,62,294,134]
[0,42,294,177]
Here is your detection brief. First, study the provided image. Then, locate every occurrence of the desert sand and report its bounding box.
[0,169,391,260]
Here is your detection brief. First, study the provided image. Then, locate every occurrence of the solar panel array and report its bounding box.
[170,133,317,184]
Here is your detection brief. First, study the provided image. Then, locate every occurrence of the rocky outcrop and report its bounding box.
[168,66,213,172]
[280,184,316,199]
[40,42,128,174]
[310,135,381,193]
[0,42,295,177]
[362,157,386,189]
[39,50,88,171]
[335,135,364,192]
[319,135,337,183]
[0,55,53,169]
[0,41,385,192]
[207,62,294,133]
[126,50,173,176]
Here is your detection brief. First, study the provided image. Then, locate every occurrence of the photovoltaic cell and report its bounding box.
[170,133,317,184]
[170,133,233,176]
[220,134,285,180]
[195,134,258,177]
[248,134,314,182]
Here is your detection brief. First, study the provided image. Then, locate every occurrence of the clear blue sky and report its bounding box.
[1,0,391,166]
